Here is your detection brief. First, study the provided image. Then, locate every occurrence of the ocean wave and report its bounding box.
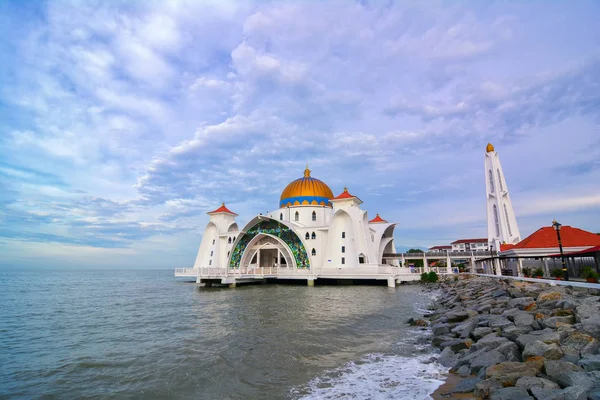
[290,353,448,400]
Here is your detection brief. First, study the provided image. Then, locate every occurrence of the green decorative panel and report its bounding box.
[229,220,310,269]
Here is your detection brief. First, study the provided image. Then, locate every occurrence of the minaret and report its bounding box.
[485,143,521,252]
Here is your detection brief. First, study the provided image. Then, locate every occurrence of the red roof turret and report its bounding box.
[369,214,387,223]
[207,203,238,215]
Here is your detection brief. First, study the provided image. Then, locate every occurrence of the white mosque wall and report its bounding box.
[193,222,217,268]
[327,209,358,268]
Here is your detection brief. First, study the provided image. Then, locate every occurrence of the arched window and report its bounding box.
[311,248,316,256]
[228,237,232,243]
[212,239,215,245]
[504,204,513,236]
[312,211,316,221]
[493,205,500,237]
[488,170,495,193]
[497,169,504,192]
[311,232,316,240]
[210,251,213,256]
[295,211,299,221]
[341,232,346,239]
[359,254,365,264]
[305,232,310,240]
[341,246,345,253]
[227,251,230,257]
[280,213,283,220]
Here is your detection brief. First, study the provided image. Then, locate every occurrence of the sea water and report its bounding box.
[0,270,447,399]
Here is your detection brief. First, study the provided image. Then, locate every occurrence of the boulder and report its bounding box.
[432,335,454,347]
[588,385,600,400]
[543,316,575,329]
[538,290,563,303]
[529,387,563,400]
[472,327,494,340]
[431,322,450,336]
[554,370,600,390]
[453,377,481,393]
[556,386,588,400]
[438,346,458,368]
[456,365,471,377]
[496,341,521,362]
[561,331,600,358]
[475,379,503,398]
[522,340,564,360]
[440,338,472,353]
[514,312,535,327]
[509,297,536,310]
[470,350,507,373]
[489,317,514,329]
[478,304,492,313]
[515,376,560,390]
[579,354,600,371]
[446,310,469,322]
[492,289,509,298]
[486,361,540,386]
[581,316,600,340]
[490,387,533,400]
[470,334,511,352]
[501,326,533,342]
[543,360,582,383]
[516,329,568,349]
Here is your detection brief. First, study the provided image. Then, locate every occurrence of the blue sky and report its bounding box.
[1,1,599,269]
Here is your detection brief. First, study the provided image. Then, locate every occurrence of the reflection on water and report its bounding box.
[1,270,436,399]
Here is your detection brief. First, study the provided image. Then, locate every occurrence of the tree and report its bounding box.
[406,248,425,268]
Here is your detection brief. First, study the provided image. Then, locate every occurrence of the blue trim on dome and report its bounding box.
[279,196,332,208]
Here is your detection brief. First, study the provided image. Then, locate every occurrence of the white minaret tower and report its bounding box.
[485,143,521,253]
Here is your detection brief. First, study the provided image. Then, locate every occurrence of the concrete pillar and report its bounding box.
[229,279,236,288]
[401,254,406,269]
[470,256,476,273]
[495,258,502,276]
[446,255,452,274]
[387,277,396,288]
[424,256,428,272]
[307,279,315,287]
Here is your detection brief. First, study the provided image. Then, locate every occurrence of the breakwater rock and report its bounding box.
[424,276,600,399]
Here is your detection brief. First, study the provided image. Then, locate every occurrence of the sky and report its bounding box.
[1,0,599,269]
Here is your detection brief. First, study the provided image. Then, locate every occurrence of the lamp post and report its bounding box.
[490,244,495,275]
[552,220,569,281]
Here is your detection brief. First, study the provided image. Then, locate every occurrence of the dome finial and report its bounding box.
[304,164,311,178]
[486,143,495,152]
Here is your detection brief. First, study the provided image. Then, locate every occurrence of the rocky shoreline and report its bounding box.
[419,275,600,400]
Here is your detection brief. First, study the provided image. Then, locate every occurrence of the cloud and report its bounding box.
[1,1,600,267]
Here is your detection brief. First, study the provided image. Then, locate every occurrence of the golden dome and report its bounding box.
[486,143,495,152]
[279,166,334,208]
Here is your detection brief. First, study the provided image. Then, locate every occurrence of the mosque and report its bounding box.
[187,166,401,287]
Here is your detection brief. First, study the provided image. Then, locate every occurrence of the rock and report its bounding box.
[473,327,494,340]
[509,297,536,310]
[431,322,450,336]
[486,361,541,386]
[490,387,533,399]
[438,346,457,368]
[588,385,600,400]
[496,341,521,362]
[409,318,428,327]
[453,377,481,393]
[556,386,588,400]
[471,334,511,352]
[459,319,479,339]
[475,379,503,398]
[440,339,473,353]
[516,329,568,349]
[446,310,469,322]
[579,354,600,371]
[554,370,600,390]
[501,326,533,342]
[470,350,507,373]
[543,316,575,329]
[514,312,535,327]
[537,290,563,303]
[561,331,600,358]
[432,335,454,347]
[581,316,600,340]
[522,340,564,360]
[530,387,563,400]
[456,365,471,377]
[543,360,582,383]
[492,289,509,298]
[515,376,560,390]
[478,304,492,313]
[489,317,514,329]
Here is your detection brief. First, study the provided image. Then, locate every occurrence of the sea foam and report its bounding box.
[292,352,448,399]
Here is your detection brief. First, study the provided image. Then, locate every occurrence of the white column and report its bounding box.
[518,259,524,277]
[387,277,396,287]
[446,254,452,274]
[470,256,476,273]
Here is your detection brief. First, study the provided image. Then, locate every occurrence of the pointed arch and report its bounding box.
[294,211,299,221]
[311,231,316,239]
[504,204,512,236]
[488,170,495,193]
[305,232,310,240]
[280,213,283,220]
[311,248,316,256]
[312,211,316,221]
[497,169,504,191]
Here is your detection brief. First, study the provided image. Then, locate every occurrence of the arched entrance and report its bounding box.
[240,234,296,272]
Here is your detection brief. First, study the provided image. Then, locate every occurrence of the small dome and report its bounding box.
[486,143,495,153]
[280,167,334,208]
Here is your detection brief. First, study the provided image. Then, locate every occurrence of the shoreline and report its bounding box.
[416,275,600,399]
